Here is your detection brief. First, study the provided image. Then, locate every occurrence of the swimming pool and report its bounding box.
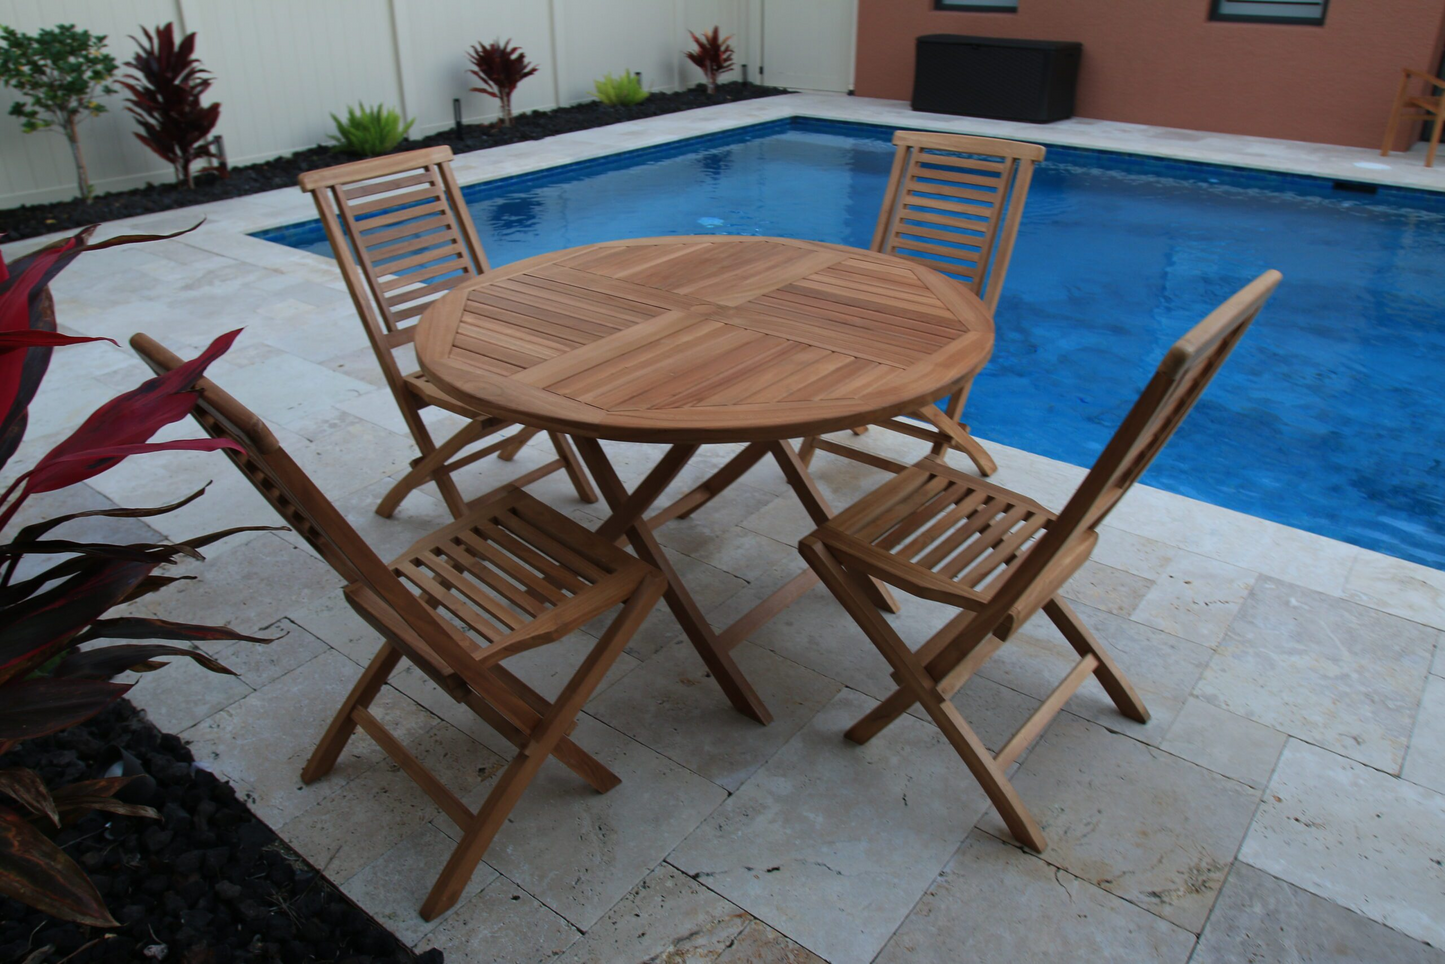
[257,118,1445,570]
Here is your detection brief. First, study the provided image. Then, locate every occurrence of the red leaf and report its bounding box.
[53,642,237,680]
[0,557,155,686]
[10,328,241,508]
[0,331,116,353]
[0,805,117,927]
[0,678,131,742]
[0,768,59,826]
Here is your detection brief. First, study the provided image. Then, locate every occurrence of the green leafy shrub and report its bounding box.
[328,102,414,157]
[594,71,647,107]
[0,24,118,201]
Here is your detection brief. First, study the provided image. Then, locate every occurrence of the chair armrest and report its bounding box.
[1403,67,1445,89]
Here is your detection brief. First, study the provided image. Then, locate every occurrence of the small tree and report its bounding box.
[467,39,538,127]
[686,27,735,96]
[0,25,118,202]
[120,23,221,189]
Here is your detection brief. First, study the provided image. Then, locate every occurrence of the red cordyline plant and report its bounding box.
[0,225,275,927]
[686,27,735,95]
[467,38,538,127]
[119,23,222,189]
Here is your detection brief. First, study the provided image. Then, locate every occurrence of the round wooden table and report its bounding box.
[417,235,994,723]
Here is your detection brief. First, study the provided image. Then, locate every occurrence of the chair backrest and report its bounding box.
[872,130,1045,312]
[129,332,494,684]
[298,146,489,389]
[988,270,1281,628]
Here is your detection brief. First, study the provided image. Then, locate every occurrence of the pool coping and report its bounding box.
[6,92,1442,626]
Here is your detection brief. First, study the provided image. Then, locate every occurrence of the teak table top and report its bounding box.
[416,236,993,444]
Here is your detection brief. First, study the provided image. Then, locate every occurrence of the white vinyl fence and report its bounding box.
[0,0,856,209]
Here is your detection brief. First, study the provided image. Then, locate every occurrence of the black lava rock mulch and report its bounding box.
[1,83,788,243]
[0,700,440,964]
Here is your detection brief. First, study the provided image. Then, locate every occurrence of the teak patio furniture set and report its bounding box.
[130,132,1280,921]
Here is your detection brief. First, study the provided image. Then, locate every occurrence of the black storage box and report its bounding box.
[912,35,1081,123]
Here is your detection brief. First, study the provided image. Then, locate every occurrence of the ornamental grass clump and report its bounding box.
[328,102,414,157]
[0,24,118,202]
[120,23,222,189]
[468,38,538,127]
[686,27,734,95]
[0,225,276,926]
[594,71,648,107]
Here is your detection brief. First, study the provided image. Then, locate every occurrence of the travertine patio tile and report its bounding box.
[419,875,579,963]
[343,824,498,946]
[277,473,450,564]
[1093,526,1178,581]
[985,602,1212,745]
[1131,551,1258,647]
[284,720,502,883]
[217,351,374,430]
[125,651,254,735]
[588,640,841,791]
[670,689,991,964]
[555,863,751,963]
[1193,577,1436,772]
[1434,634,1444,677]
[441,715,727,930]
[1239,740,1445,948]
[717,920,824,963]
[210,618,329,689]
[1063,559,1154,617]
[1345,550,1445,631]
[1403,675,1445,796]
[1192,863,1445,964]
[875,831,1195,964]
[1159,698,1286,789]
[977,715,1258,932]
[181,650,437,825]
[3,481,165,583]
[133,532,344,636]
[285,592,379,667]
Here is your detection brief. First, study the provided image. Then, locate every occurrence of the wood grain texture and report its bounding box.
[417,236,993,444]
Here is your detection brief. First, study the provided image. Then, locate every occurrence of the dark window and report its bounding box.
[1210,0,1328,25]
[935,0,1019,12]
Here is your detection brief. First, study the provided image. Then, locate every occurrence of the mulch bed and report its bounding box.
[0,701,439,964]
[0,83,787,243]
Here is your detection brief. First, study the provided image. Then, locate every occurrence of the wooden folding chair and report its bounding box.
[799,131,1044,479]
[297,146,596,519]
[800,271,1281,851]
[132,333,665,921]
[1381,67,1445,168]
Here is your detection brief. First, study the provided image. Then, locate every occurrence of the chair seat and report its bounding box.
[349,486,652,680]
[815,456,1085,615]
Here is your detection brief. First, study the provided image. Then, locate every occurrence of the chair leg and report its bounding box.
[1427,113,1444,168]
[548,431,599,503]
[800,538,1045,851]
[302,642,403,783]
[419,574,665,921]
[1044,598,1149,724]
[379,418,498,519]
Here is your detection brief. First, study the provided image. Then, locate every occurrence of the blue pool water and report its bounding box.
[258,118,1445,569]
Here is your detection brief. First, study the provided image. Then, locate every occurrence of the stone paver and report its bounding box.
[343,824,498,946]
[671,689,991,964]
[977,715,1259,933]
[1404,674,1445,795]
[1159,697,1286,789]
[421,876,579,962]
[1240,740,1445,948]
[1193,863,1445,964]
[875,831,1195,964]
[1195,577,1437,772]
[1131,551,1258,648]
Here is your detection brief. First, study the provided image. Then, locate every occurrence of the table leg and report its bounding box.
[765,440,901,614]
[644,441,770,530]
[574,437,774,725]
